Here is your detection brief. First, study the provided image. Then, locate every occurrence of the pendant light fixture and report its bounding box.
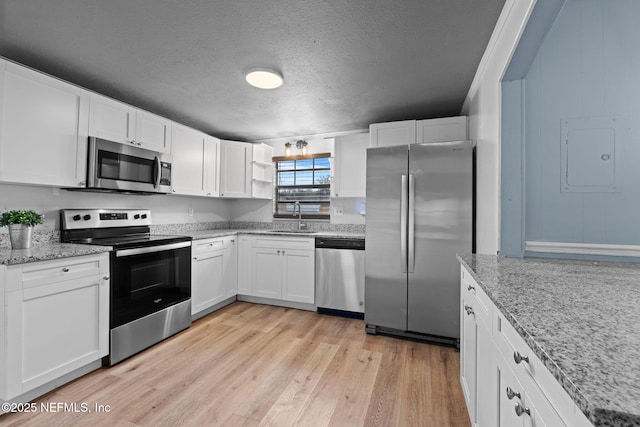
[245,68,284,89]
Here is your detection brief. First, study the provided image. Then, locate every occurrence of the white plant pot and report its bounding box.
[8,224,33,249]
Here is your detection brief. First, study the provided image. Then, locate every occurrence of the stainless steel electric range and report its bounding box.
[61,209,192,365]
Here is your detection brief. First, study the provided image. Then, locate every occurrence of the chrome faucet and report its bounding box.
[293,201,305,230]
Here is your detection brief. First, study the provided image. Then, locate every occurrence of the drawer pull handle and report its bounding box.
[506,386,521,400]
[513,351,529,364]
[103,276,110,281]
[464,305,474,316]
[514,402,531,417]
[62,267,70,273]
[467,285,475,292]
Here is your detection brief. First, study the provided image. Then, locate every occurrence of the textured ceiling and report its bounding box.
[0,0,505,141]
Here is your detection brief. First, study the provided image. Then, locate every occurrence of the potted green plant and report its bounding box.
[0,210,44,249]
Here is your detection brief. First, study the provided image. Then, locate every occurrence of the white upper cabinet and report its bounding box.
[135,109,172,153]
[0,60,90,188]
[171,123,220,197]
[251,143,273,199]
[333,133,368,198]
[370,116,468,147]
[369,119,416,147]
[220,140,252,198]
[89,93,171,153]
[417,116,468,143]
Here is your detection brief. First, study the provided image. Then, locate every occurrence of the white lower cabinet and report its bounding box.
[460,264,593,427]
[243,235,315,306]
[191,236,237,318]
[0,254,109,401]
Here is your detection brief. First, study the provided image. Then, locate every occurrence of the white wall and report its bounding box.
[0,182,231,232]
[461,0,537,254]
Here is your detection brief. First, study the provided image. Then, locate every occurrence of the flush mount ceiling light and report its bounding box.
[245,68,283,89]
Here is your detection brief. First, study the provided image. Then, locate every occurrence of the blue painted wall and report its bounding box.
[519,0,640,247]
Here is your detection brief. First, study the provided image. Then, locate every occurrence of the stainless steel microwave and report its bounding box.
[86,137,172,194]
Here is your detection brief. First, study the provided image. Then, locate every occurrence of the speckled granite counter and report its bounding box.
[0,243,112,265]
[179,229,365,240]
[458,254,640,427]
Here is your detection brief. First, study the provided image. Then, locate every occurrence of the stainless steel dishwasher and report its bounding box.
[315,237,365,318]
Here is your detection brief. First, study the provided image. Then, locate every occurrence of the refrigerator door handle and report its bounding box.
[400,174,408,273]
[408,173,415,273]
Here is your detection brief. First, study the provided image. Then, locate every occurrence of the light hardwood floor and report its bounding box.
[1,302,471,426]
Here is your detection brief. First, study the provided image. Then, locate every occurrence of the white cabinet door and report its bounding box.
[333,133,368,197]
[191,236,238,318]
[192,244,227,316]
[416,116,468,143]
[476,313,497,427]
[0,60,89,188]
[204,135,221,197]
[224,236,238,298]
[460,285,478,424]
[369,120,416,147]
[237,235,253,295]
[220,140,252,198]
[89,94,171,153]
[251,143,273,199]
[135,110,172,153]
[88,93,136,145]
[282,249,314,304]
[171,123,206,196]
[3,254,109,400]
[253,248,283,299]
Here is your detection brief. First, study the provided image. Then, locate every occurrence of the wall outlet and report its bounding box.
[188,208,194,217]
[334,207,344,216]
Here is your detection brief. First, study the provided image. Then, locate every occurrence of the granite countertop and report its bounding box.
[458,254,640,427]
[182,229,366,240]
[0,228,364,266]
[0,243,112,265]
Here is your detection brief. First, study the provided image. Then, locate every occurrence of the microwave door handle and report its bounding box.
[153,156,161,189]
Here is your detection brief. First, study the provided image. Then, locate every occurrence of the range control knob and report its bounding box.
[83,214,91,221]
[72,214,81,221]
[134,214,140,219]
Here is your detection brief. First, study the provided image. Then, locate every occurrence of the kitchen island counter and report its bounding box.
[458,253,640,427]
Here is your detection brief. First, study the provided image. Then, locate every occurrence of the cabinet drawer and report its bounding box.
[494,311,575,424]
[251,235,314,250]
[18,255,106,289]
[194,238,225,254]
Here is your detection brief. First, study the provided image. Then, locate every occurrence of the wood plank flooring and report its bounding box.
[0,302,471,426]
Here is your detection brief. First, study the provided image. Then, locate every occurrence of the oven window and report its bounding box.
[98,150,155,184]
[111,245,191,328]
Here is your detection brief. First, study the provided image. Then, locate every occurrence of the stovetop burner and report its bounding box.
[60,209,191,248]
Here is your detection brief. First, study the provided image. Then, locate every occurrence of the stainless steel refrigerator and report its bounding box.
[364,141,473,347]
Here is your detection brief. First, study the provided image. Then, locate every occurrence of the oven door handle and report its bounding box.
[115,241,191,257]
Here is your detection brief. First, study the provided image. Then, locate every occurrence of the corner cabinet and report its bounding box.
[219,140,252,198]
[333,133,368,198]
[459,265,594,427]
[369,116,468,147]
[191,236,237,320]
[88,93,172,153]
[0,253,109,401]
[171,123,220,197]
[0,59,90,188]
